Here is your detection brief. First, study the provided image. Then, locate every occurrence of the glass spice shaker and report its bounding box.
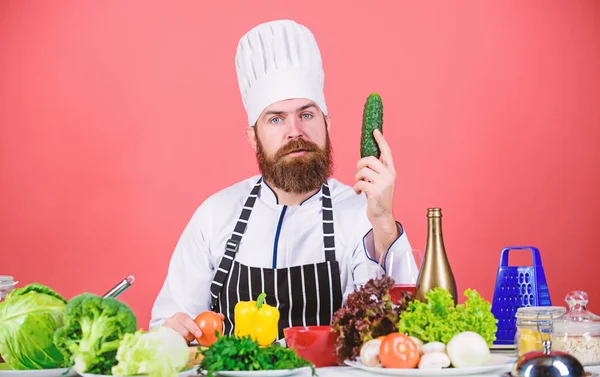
[515,306,566,356]
[0,276,16,303]
[552,291,600,366]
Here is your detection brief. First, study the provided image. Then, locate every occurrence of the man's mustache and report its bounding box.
[274,139,319,160]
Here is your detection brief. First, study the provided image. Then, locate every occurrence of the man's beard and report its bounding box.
[255,133,333,194]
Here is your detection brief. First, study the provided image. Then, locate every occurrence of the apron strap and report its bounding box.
[321,183,336,262]
[209,178,262,308]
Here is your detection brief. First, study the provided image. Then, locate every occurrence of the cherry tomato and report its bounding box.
[193,311,223,347]
[379,333,420,369]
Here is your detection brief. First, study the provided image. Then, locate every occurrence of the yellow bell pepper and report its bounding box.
[234,292,280,346]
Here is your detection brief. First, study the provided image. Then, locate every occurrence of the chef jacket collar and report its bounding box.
[259,177,323,207]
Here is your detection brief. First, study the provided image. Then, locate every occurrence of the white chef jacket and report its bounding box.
[150,175,417,329]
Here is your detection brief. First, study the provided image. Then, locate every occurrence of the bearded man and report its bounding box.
[150,19,417,343]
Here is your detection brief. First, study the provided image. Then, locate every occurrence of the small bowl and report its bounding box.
[283,326,339,367]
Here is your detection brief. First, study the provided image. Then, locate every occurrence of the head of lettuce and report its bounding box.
[0,283,68,370]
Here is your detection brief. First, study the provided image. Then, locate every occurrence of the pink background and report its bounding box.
[1,1,599,329]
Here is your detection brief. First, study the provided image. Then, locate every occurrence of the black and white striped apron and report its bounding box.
[208,177,344,340]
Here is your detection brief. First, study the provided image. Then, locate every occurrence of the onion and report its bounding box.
[446,332,490,368]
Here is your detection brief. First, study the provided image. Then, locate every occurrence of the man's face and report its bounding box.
[248,98,333,194]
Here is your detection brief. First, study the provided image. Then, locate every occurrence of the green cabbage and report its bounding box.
[112,326,189,377]
[0,283,68,370]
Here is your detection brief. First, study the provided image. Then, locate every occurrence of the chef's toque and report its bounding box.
[235,19,328,126]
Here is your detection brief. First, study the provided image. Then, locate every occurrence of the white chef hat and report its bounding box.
[235,19,328,126]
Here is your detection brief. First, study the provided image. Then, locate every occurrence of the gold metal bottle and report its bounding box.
[415,208,458,304]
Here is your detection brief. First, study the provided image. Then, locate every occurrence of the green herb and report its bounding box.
[197,334,316,377]
[397,287,498,345]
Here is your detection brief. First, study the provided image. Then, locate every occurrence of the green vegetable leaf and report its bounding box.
[198,334,315,377]
[0,283,67,370]
[454,289,498,344]
[8,283,67,304]
[397,287,498,345]
[112,327,189,377]
[426,287,455,318]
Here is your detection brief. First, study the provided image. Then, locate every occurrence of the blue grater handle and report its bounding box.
[499,246,542,267]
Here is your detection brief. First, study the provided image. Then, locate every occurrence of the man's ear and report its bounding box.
[245,126,257,152]
[325,114,332,132]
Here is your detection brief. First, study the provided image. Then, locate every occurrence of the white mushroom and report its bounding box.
[421,341,446,354]
[409,337,424,355]
[418,352,451,369]
[360,338,383,367]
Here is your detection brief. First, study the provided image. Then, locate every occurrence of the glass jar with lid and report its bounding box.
[552,291,600,365]
[515,306,566,356]
[0,276,17,303]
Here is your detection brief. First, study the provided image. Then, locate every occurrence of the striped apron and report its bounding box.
[208,177,344,340]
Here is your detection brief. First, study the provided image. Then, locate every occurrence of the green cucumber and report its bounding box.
[360,93,384,158]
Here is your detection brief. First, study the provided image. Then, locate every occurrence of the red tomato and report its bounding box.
[379,333,420,368]
[193,311,223,347]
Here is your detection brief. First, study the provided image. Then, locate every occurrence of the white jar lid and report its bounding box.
[516,306,567,320]
[553,291,600,336]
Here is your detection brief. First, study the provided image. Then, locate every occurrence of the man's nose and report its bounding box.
[287,117,304,139]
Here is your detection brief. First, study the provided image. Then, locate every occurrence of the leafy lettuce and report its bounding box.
[331,275,414,363]
[0,284,68,370]
[397,287,498,345]
[112,327,189,377]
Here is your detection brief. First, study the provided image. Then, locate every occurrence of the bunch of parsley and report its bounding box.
[197,335,315,377]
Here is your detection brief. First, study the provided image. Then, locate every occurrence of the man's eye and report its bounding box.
[301,113,313,120]
[270,117,282,124]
